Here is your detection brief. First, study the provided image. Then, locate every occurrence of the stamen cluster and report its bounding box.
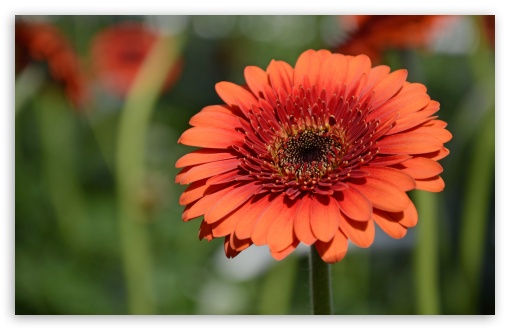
[273,129,343,183]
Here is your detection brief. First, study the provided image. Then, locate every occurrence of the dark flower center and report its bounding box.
[283,130,333,164]
[273,129,343,183]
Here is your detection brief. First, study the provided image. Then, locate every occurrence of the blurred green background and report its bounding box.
[14,15,495,315]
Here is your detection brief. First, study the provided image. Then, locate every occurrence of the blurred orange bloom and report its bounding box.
[15,20,89,109]
[336,15,457,63]
[90,22,182,97]
[175,49,451,263]
[481,15,495,49]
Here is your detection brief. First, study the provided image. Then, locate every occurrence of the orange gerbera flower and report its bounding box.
[90,22,182,97]
[337,15,456,64]
[15,20,89,108]
[175,49,451,263]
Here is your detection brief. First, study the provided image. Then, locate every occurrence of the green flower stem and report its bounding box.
[413,190,441,314]
[459,108,495,307]
[309,245,332,315]
[116,34,182,314]
[35,88,88,251]
[83,110,116,173]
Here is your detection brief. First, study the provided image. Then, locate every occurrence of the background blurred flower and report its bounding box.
[336,15,458,63]
[15,19,89,109]
[481,15,495,49]
[176,49,451,264]
[90,22,183,98]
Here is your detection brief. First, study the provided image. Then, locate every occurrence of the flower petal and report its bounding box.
[205,182,263,224]
[174,167,190,184]
[360,65,391,100]
[338,212,375,248]
[234,194,272,240]
[419,147,450,161]
[224,235,241,258]
[294,49,330,88]
[395,157,444,180]
[315,230,349,264]
[267,199,299,252]
[348,177,411,212]
[178,126,245,149]
[377,131,443,155]
[415,175,445,192]
[212,213,238,237]
[410,126,453,144]
[365,166,416,191]
[310,195,341,243]
[398,202,418,228]
[244,65,269,99]
[182,185,235,221]
[179,179,209,205]
[293,194,317,245]
[423,119,448,129]
[178,158,239,184]
[345,54,371,95]
[198,220,213,241]
[319,53,348,95]
[206,170,240,185]
[200,104,238,115]
[267,59,293,95]
[387,106,438,135]
[175,149,236,168]
[373,208,408,239]
[368,83,430,122]
[371,69,408,109]
[270,240,300,261]
[251,195,287,246]
[369,155,412,167]
[336,188,373,221]
[189,110,243,129]
[215,81,258,116]
[229,234,252,252]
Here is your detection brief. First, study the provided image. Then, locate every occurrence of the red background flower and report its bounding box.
[90,22,183,97]
[15,20,89,109]
[336,15,458,63]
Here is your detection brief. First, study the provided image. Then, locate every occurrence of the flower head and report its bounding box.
[15,20,89,109]
[90,22,182,97]
[175,49,451,263]
[337,15,457,64]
